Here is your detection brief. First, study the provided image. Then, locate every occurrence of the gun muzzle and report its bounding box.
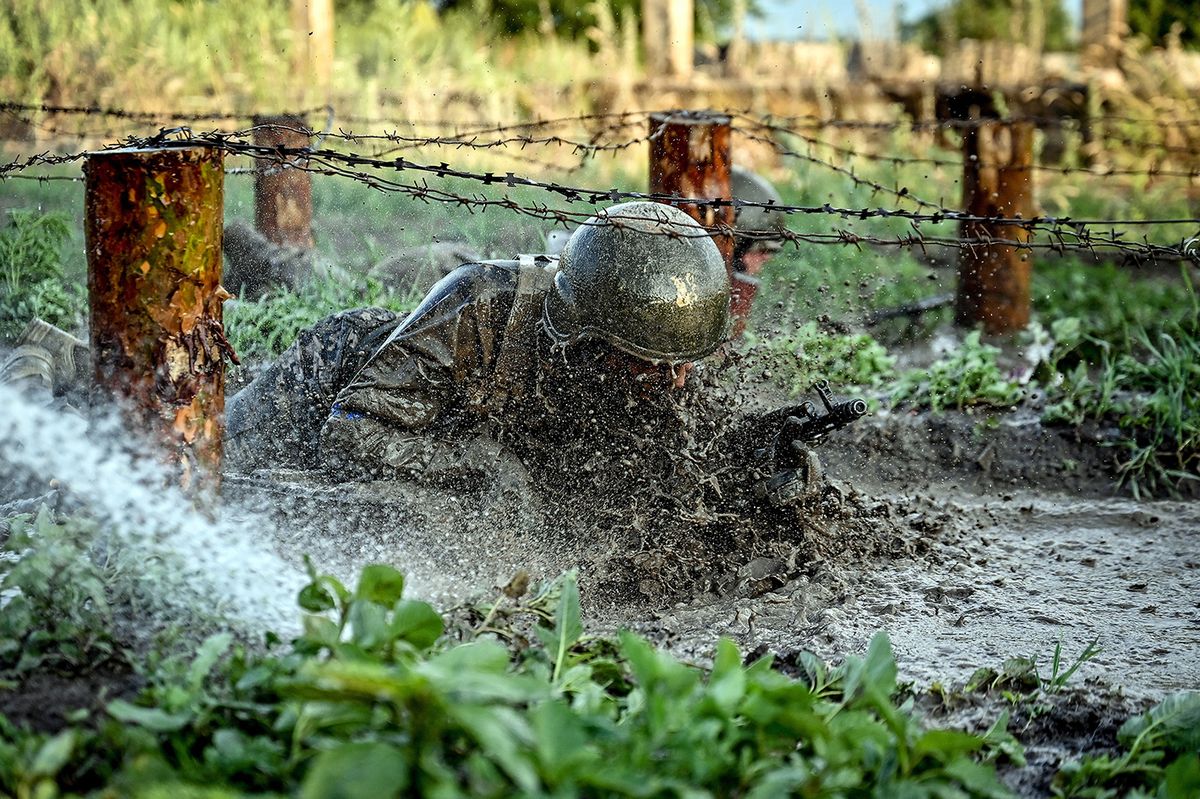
[837,398,868,423]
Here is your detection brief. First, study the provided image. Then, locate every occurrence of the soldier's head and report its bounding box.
[731,166,786,276]
[542,201,730,393]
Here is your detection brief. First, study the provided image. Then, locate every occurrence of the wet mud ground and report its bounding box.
[229,411,1200,698]
[222,409,1199,797]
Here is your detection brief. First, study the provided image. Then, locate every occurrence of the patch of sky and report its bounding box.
[745,0,1082,41]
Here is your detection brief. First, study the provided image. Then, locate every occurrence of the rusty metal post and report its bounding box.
[648,110,743,319]
[253,114,314,249]
[85,146,230,493]
[956,120,1035,334]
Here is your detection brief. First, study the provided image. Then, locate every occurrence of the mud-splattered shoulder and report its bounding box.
[383,260,518,343]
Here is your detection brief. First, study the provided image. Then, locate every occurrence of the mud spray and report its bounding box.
[3,378,1198,702]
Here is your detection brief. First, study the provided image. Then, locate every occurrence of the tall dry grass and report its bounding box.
[0,0,606,122]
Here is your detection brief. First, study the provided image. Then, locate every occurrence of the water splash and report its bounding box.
[0,384,305,633]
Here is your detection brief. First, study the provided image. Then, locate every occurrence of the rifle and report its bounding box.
[778,380,868,446]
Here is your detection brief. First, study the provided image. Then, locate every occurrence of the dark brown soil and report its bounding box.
[820,408,1139,499]
[915,684,1153,797]
[0,663,142,734]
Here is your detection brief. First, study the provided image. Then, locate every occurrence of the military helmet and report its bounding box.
[731,166,785,248]
[542,201,730,363]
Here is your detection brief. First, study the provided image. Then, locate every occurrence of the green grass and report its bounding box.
[0,509,1024,798]
[0,0,601,120]
[891,330,1026,413]
[0,208,82,342]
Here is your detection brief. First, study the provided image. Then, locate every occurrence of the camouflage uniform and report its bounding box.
[226,258,552,488]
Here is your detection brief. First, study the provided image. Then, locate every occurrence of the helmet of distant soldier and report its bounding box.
[731,166,785,252]
[542,201,730,363]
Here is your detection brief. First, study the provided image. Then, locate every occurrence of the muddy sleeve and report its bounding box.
[224,307,402,471]
[316,349,456,480]
[316,263,516,481]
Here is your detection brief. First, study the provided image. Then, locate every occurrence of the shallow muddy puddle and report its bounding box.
[227,468,1200,701]
[632,491,1200,699]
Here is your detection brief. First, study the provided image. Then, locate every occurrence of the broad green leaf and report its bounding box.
[298,581,336,613]
[843,632,898,706]
[187,633,232,692]
[1118,692,1200,753]
[531,698,591,779]
[428,640,509,673]
[1162,753,1200,797]
[450,704,538,792]
[300,741,408,799]
[980,712,1026,767]
[708,638,746,714]
[912,728,984,762]
[390,599,443,650]
[301,614,341,649]
[347,600,390,650]
[423,643,542,703]
[355,564,406,606]
[291,659,413,702]
[552,571,583,683]
[31,729,74,777]
[108,700,193,732]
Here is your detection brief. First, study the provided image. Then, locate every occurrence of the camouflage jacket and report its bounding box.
[225,257,558,486]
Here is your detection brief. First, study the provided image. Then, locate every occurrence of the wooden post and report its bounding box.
[85,146,231,493]
[642,0,665,74]
[665,0,693,80]
[1081,0,1126,68]
[642,0,693,80]
[956,121,1035,334]
[253,115,315,249]
[292,0,334,102]
[648,111,733,262]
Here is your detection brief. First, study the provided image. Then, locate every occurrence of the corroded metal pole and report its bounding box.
[648,110,742,317]
[253,114,314,249]
[956,120,1035,334]
[85,146,231,493]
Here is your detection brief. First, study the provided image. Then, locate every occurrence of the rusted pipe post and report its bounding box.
[648,110,742,316]
[253,114,314,249]
[956,120,1035,334]
[85,146,230,493]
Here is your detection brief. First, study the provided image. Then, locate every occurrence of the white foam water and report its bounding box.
[0,384,305,634]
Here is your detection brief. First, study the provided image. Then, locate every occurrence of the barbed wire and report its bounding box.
[4,115,1197,263]
[734,117,1200,180]
[0,101,331,124]
[10,99,1200,142]
[732,124,957,214]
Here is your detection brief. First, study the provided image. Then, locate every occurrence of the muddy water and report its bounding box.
[635,491,1200,698]
[227,465,1200,700]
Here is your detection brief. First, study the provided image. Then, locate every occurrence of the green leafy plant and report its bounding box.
[1053,692,1200,797]
[1039,640,1103,695]
[745,320,897,392]
[1043,294,1199,498]
[0,209,82,342]
[892,330,1026,412]
[0,553,1026,798]
[0,508,115,677]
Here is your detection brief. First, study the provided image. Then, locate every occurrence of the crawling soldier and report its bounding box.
[222,201,863,511]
